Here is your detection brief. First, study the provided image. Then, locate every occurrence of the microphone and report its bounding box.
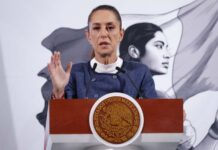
[92,62,97,71]
[115,66,126,73]
[116,66,143,99]
[85,63,97,99]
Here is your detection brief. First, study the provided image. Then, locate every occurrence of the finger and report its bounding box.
[54,51,59,66]
[48,63,52,75]
[54,51,61,66]
[52,51,56,65]
[66,62,73,75]
[50,52,53,62]
[57,51,61,66]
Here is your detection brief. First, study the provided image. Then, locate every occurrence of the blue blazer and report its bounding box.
[65,61,157,99]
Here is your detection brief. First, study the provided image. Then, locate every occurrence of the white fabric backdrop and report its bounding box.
[1,0,217,150]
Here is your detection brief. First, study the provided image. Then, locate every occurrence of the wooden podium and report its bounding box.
[45,99,183,150]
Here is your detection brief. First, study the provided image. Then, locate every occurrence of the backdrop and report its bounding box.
[0,0,217,150]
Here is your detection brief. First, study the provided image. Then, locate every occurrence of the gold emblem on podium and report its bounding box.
[89,93,144,147]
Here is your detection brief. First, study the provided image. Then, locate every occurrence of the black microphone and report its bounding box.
[85,63,97,99]
[92,63,97,71]
[116,66,143,99]
[115,66,126,73]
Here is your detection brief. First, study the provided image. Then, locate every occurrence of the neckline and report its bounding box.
[90,57,123,74]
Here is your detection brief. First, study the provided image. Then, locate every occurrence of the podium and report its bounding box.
[45,99,183,150]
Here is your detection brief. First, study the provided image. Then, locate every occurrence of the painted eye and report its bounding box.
[155,44,163,49]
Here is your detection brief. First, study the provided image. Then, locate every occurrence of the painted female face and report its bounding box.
[140,31,170,74]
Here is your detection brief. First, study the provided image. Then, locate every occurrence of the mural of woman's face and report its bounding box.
[140,31,170,74]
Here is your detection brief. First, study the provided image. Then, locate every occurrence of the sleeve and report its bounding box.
[64,69,77,99]
[140,67,158,98]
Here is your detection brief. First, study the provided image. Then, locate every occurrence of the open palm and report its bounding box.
[48,51,72,98]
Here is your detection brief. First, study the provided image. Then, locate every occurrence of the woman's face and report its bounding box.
[140,31,170,74]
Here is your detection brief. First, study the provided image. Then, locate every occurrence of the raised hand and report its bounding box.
[177,119,196,150]
[48,51,72,98]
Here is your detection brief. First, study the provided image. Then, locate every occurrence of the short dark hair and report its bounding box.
[87,5,122,29]
[119,23,163,61]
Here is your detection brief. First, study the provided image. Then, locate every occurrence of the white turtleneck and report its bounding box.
[90,57,123,74]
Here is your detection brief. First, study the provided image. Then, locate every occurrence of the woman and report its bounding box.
[120,23,171,99]
[120,23,197,150]
[120,22,218,150]
[119,23,170,75]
